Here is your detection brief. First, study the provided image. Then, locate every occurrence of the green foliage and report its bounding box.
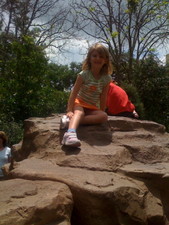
[0,35,80,121]
[0,114,23,147]
[133,55,169,130]
[46,62,81,91]
[127,0,139,12]
[0,31,82,144]
[0,34,49,121]
[34,88,70,116]
[121,82,145,118]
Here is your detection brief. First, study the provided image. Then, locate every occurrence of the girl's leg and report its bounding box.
[62,108,107,147]
[80,109,108,125]
[68,106,85,130]
[62,106,85,147]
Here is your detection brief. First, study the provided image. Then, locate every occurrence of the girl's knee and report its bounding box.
[74,109,85,117]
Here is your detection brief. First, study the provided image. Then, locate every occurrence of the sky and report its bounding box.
[158,46,169,64]
[47,39,87,65]
[46,38,169,66]
[46,38,96,65]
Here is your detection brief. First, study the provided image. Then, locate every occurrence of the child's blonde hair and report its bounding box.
[82,42,113,75]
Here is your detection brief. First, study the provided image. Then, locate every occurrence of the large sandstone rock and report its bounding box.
[0,178,73,225]
[2,114,169,225]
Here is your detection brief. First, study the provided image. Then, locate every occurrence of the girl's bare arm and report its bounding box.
[66,75,83,117]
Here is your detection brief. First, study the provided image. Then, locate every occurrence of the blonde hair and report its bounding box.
[0,131,8,147]
[82,43,113,75]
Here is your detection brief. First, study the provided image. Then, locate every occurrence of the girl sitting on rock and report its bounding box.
[61,43,113,147]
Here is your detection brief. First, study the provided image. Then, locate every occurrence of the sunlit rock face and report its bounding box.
[2,114,169,225]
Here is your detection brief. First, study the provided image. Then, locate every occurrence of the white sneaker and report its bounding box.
[60,115,70,130]
[62,132,81,147]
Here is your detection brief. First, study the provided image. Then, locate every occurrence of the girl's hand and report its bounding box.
[66,111,74,119]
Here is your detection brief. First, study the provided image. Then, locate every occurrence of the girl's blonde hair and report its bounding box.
[82,42,113,75]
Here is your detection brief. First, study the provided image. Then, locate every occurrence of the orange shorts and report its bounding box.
[74,98,99,110]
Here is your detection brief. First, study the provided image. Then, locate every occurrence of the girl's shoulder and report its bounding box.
[101,74,112,83]
[79,70,90,76]
[0,147,11,155]
[4,146,11,153]
[78,70,91,80]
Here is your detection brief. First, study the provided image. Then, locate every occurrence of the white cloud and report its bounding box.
[46,38,169,66]
[158,45,169,65]
[46,38,95,65]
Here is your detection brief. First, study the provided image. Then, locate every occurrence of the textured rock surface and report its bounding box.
[0,178,73,225]
[1,114,169,225]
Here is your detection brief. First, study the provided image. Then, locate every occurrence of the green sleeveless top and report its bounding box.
[77,70,112,108]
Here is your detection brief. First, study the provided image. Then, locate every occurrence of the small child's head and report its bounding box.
[82,42,113,75]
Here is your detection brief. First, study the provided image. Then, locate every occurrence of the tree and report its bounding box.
[46,62,80,91]
[71,0,169,82]
[0,0,78,122]
[0,34,49,120]
[0,0,74,49]
[0,0,80,144]
[134,54,169,130]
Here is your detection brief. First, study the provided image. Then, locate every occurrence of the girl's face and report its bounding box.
[90,50,107,69]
